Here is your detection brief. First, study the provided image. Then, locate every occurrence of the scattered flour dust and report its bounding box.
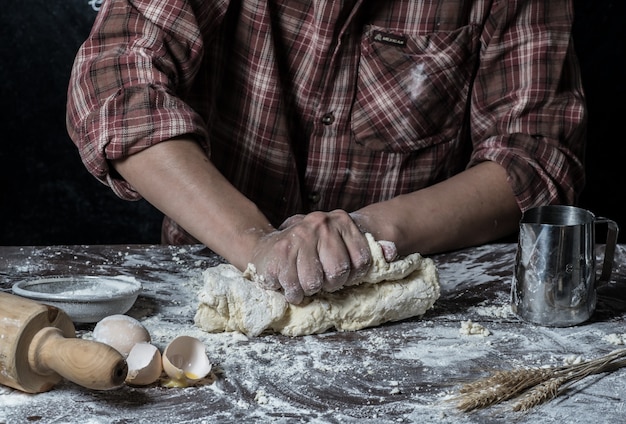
[389,380,401,395]
[2,244,624,423]
[563,354,584,366]
[604,333,626,345]
[469,304,513,319]
[254,389,269,405]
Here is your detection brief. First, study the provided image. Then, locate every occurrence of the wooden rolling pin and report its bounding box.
[0,292,128,393]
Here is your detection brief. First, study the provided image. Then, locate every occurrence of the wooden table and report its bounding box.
[1,244,625,423]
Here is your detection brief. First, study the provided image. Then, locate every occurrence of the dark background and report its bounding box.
[0,0,624,246]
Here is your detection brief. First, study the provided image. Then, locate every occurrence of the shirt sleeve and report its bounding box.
[66,0,218,199]
[468,0,586,210]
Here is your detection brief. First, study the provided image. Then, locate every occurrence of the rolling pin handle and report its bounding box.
[28,327,128,390]
[45,305,60,324]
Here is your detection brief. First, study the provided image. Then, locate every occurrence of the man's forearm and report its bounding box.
[355,161,522,256]
[112,138,520,265]
[111,138,274,270]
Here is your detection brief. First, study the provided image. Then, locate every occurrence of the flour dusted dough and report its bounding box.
[194,233,440,337]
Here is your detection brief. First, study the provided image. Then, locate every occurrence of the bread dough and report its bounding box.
[194,234,440,337]
[459,320,491,337]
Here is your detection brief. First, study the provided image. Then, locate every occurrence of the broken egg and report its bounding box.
[92,314,151,357]
[125,342,163,386]
[162,336,212,387]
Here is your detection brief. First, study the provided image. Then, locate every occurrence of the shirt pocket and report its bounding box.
[351,24,480,153]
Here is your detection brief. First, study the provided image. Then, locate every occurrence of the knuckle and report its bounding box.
[353,247,372,270]
[302,278,323,295]
[357,249,372,267]
[323,264,350,291]
[300,211,330,232]
[284,286,304,304]
[326,263,350,281]
[328,209,352,221]
[272,236,295,256]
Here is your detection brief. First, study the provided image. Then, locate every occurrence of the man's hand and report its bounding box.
[248,210,381,304]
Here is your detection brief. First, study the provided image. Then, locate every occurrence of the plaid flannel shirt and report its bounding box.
[67,0,586,243]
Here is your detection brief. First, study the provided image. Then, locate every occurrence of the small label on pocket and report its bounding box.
[372,31,407,47]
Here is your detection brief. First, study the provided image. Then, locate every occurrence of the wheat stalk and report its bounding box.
[454,348,626,413]
[455,367,554,412]
[512,376,566,412]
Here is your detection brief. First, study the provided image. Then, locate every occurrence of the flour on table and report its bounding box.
[254,389,269,405]
[604,333,626,345]
[563,354,584,366]
[470,304,513,319]
[194,233,440,337]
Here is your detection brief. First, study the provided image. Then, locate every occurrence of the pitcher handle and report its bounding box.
[596,217,619,284]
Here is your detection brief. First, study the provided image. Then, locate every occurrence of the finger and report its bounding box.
[317,236,351,292]
[296,248,325,297]
[280,263,306,304]
[254,265,282,291]
[377,240,398,262]
[249,236,286,291]
[340,229,372,286]
[317,210,372,287]
[269,239,308,304]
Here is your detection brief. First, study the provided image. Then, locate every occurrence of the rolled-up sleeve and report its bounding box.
[66,0,212,199]
[468,0,586,211]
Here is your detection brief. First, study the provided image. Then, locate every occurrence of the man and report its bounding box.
[67,0,586,303]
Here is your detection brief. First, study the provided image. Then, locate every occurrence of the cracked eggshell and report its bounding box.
[92,314,151,357]
[125,342,163,386]
[162,336,212,383]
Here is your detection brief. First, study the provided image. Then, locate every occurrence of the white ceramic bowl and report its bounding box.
[12,275,142,323]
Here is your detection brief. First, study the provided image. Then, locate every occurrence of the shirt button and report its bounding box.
[308,192,321,204]
[321,112,335,125]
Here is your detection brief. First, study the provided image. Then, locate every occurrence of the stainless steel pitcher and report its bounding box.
[511,205,619,327]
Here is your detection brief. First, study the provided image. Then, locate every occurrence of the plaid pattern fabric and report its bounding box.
[67,0,586,244]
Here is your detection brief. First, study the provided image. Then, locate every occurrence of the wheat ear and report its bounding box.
[455,368,554,412]
[455,348,626,413]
